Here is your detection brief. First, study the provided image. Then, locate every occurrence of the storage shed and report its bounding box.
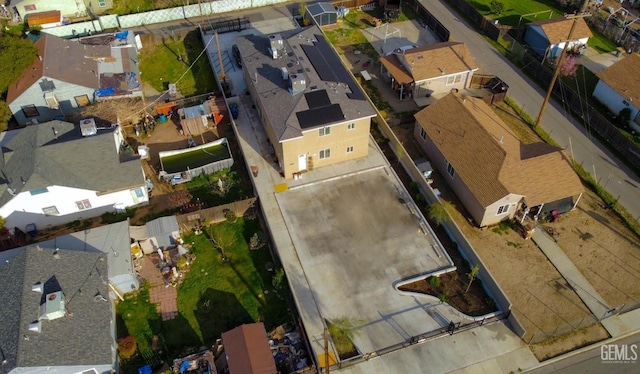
[306,2,338,27]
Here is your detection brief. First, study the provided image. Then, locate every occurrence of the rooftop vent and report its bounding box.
[29,321,41,333]
[38,291,66,321]
[31,282,43,293]
[80,118,97,136]
[289,74,306,96]
[281,67,289,81]
[268,34,284,59]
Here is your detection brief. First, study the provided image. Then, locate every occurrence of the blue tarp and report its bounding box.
[179,361,191,373]
[138,365,152,374]
[115,30,129,40]
[95,87,116,97]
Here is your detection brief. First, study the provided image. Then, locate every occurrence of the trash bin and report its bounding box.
[158,114,167,122]
[251,165,259,177]
[230,104,239,120]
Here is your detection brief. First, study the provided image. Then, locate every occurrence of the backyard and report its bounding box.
[116,218,291,370]
[138,30,217,97]
[467,0,563,26]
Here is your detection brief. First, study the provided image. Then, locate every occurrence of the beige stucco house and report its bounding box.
[236,26,377,179]
[380,41,478,102]
[414,92,583,227]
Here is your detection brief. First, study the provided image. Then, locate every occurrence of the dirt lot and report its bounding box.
[337,40,640,360]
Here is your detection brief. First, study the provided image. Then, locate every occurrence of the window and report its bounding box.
[98,0,107,7]
[75,200,92,210]
[497,204,511,215]
[21,105,39,118]
[346,146,354,153]
[319,148,331,159]
[29,187,49,195]
[319,126,331,136]
[75,95,90,107]
[446,162,455,177]
[419,128,427,140]
[42,206,59,215]
[347,123,355,130]
[446,74,463,86]
[24,4,37,11]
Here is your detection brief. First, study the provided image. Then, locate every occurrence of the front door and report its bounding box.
[298,154,307,171]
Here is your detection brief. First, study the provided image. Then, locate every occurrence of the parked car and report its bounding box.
[232,44,241,67]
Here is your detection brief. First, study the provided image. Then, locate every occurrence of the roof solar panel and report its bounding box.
[305,90,331,109]
[296,103,344,129]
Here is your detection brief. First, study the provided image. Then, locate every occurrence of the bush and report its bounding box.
[490,1,504,15]
[428,276,441,288]
[118,336,137,359]
[224,209,237,223]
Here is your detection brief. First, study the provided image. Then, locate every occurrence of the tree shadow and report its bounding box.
[195,288,254,347]
[161,313,202,358]
[183,29,218,96]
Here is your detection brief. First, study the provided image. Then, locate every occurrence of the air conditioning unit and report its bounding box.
[79,118,97,136]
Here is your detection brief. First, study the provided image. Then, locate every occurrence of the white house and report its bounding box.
[10,0,113,20]
[0,120,148,231]
[524,17,593,58]
[592,53,640,132]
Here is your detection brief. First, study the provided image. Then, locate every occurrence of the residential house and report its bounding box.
[9,0,113,20]
[6,32,142,126]
[414,92,583,227]
[524,17,592,58]
[0,120,148,232]
[592,53,640,132]
[380,42,478,102]
[221,323,277,374]
[0,246,116,374]
[236,26,377,179]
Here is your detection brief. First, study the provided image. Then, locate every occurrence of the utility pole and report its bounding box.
[324,326,330,374]
[534,12,591,127]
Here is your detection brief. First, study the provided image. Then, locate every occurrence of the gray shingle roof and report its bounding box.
[0,247,113,373]
[236,26,376,142]
[0,120,144,206]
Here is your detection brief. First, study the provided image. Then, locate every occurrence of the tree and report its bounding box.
[73,97,145,125]
[0,101,12,132]
[426,202,451,226]
[166,189,192,209]
[0,35,38,93]
[272,268,286,290]
[118,336,137,359]
[558,55,579,77]
[490,1,505,15]
[465,264,480,294]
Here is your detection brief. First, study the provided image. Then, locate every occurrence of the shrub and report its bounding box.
[224,209,237,223]
[428,276,441,288]
[490,1,504,15]
[118,336,137,359]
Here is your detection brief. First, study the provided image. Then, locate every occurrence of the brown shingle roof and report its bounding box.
[6,35,109,104]
[391,42,477,82]
[596,53,640,103]
[26,10,61,27]
[414,93,582,207]
[221,323,277,374]
[529,17,593,45]
[379,54,413,84]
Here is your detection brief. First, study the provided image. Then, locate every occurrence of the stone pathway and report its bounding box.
[139,256,178,321]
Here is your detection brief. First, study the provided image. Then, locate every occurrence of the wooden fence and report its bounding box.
[176,197,257,231]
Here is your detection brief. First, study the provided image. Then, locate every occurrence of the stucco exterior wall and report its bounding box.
[479,194,523,227]
[414,73,473,98]
[593,80,640,132]
[8,77,96,125]
[0,184,147,231]
[9,364,114,374]
[281,117,372,179]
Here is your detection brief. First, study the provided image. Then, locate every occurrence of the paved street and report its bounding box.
[423,0,640,221]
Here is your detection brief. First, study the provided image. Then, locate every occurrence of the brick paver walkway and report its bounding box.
[139,256,178,321]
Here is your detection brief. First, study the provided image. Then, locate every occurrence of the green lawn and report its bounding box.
[587,29,618,53]
[139,31,217,97]
[109,0,175,15]
[117,218,291,359]
[467,0,563,26]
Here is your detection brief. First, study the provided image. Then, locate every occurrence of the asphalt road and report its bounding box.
[424,0,640,220]
[525,332,640,374]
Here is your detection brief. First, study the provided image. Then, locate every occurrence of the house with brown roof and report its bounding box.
[592,53,640,132]
[6,32,141,126]
[414,92,583,227]
[379,41,478,102]
[221,323,277,374]
[524,17,593,58]
[236,26,377,179]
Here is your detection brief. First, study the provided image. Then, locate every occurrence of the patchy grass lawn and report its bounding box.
[139,31,217,97]
[467,0,563,26]
[110,0,177,15]
[117,218,291,358]
[587,29,618,54]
